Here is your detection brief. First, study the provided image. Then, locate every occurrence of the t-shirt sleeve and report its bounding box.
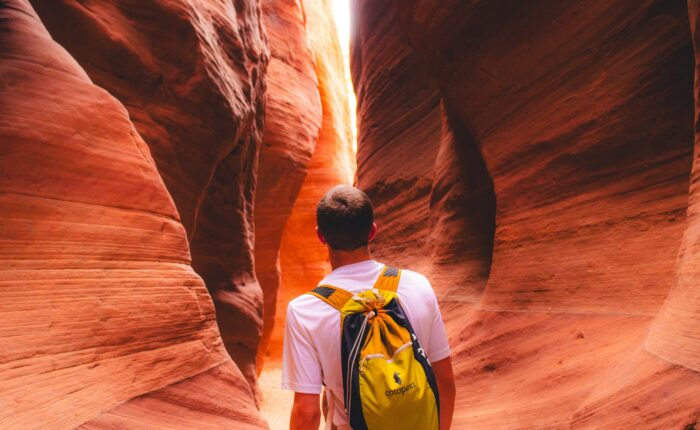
[281,302,323,394]
[425,282,451,363]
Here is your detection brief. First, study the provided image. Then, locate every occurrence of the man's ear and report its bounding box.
[315,226,327,245]
[368,223,378,242]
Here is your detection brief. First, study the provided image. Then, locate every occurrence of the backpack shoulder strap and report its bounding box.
[308,265,401,309]
[373,266,401,292]
[308,284,353,311]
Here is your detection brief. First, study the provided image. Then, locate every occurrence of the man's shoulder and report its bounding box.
[287,291,336,318]
[398,267,432,289]
[396,267,438,303]
[287,292,317,312]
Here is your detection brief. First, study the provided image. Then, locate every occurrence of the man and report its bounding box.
[282,185,456,430]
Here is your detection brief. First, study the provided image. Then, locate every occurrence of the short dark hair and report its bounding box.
[316,185,374,251]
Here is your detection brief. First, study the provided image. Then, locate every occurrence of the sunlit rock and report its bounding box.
[0,1,265,428]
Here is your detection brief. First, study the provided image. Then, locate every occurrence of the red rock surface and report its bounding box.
[648,0,700,374]
[568,2,700,425]
[253,2,354,426]
[30,0,269,397]
[352,0,700,427]
[80,361,266,430]
[268,0,355,364]
[0,1,264,428]
[9,0,700,426]
[254,0,322,373]
[253,0,355,375]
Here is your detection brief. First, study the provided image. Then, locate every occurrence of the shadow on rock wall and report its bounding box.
[31,0,268,401]
[352,0,700,427]
[0,1,266,427]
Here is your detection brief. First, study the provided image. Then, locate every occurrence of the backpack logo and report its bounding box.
[385,383,417,397]
[393,371,402,385]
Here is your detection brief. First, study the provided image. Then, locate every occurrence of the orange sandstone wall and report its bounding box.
[0,1,265,428]
[648,0,700,374]
[578,3,700,427]
[254,0,322,373]
[1,0,352,425]
[30,0,269,398]
[265,0,355,364]
[352,0,700,428]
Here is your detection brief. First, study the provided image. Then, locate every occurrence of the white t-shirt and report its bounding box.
[281,259,451,426]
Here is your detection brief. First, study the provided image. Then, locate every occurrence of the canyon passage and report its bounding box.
[1,0,700,429]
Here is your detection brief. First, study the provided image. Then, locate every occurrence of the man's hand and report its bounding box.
[290,392,321,430]
[432,356,456,430]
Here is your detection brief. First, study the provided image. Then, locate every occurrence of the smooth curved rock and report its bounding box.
[79,361,267,429]
[30,0,270,397]
[647,0,700,373]
[570,349,700,428]
[268,0,356,362]
[352,0,699,427]
[254,0,322,373]
[0,1,264,428]
[571,2,700,425]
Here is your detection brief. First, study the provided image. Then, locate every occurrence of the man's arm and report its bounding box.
[290,392,321,430]
[421,274,455,430]
[282,301,324,428]
[433,356,456,430]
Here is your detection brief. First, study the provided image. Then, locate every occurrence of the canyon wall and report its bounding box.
[271,0,355,363]
[1,0,353,426]
[647,0,700,374]
[30,0,269,398]
[254,0,322,372]
[352,0,700,428]
[0,1,265,428]
[9,0,699,427]
[256,0,355,367]
[255,3,354,427]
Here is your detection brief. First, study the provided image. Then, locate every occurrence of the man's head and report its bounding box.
[316,185,376,251]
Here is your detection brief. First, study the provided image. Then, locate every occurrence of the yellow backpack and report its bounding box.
[309,266,440,430]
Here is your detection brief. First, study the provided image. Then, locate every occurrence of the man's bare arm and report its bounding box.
[290,392,321,430]
[432,356,456,430]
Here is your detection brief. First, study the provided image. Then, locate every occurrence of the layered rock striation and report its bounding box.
[648,0,700,374]
[254,0,322,372]
[0,1,265,428]
[2,0,354,425]
[352,0,700,427]
[8,0,697,426]
[255,0,355,367]
[272,0,355,363]
[30,0,269,397]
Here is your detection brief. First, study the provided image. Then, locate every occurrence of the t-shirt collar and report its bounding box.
[329,259,379,275]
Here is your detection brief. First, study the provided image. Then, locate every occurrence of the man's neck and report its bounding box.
[328,247,372,270]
